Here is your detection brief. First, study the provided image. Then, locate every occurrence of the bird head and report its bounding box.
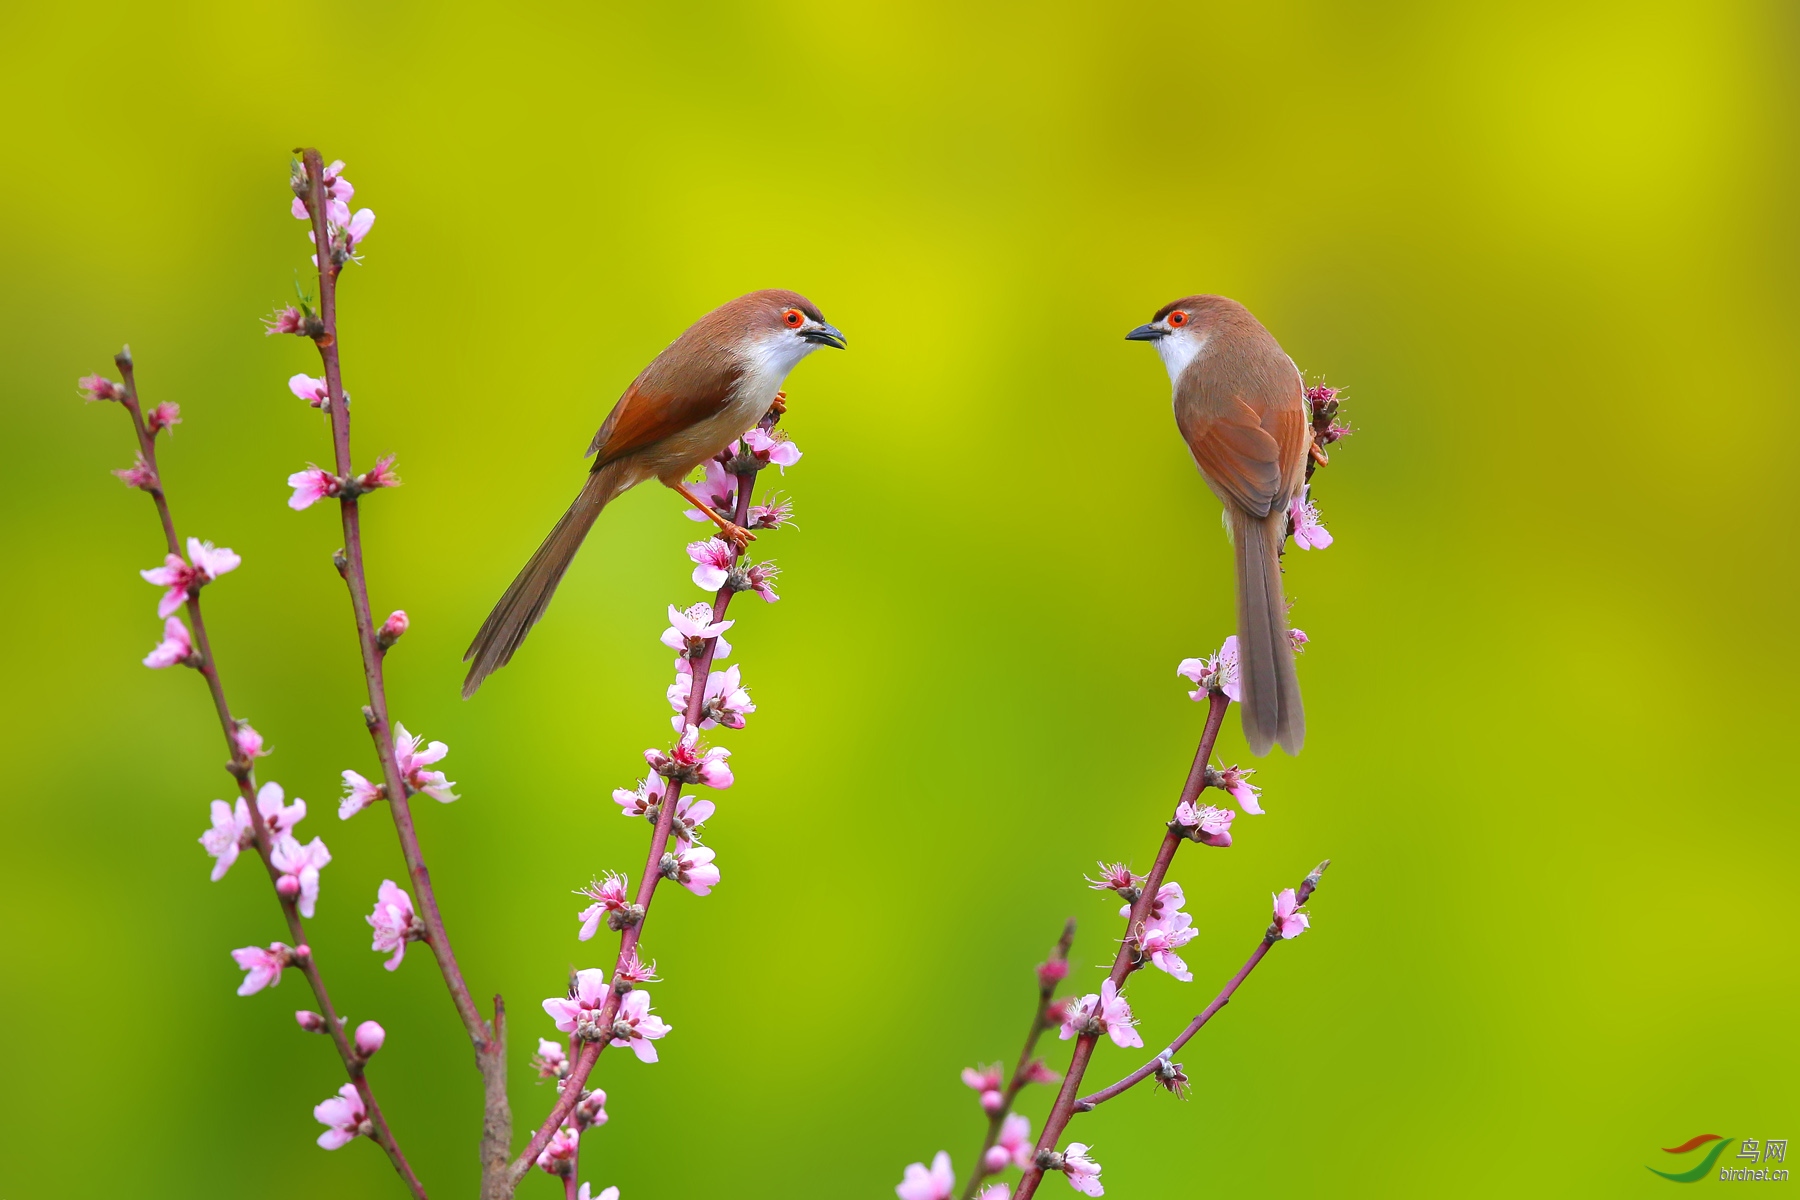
[745,288,846,361]
[1126,295,1219,382]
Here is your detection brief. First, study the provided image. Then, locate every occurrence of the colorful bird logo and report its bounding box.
[1649,1134,1734,1182]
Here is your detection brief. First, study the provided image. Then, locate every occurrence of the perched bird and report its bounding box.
[462,289,845,697]
[1128,295,1308,755]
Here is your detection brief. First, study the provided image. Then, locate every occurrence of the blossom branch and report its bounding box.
[1011,691,1231,1200]
[504,410,781,1191]
[294,148,508,1186]
[955,921,1076,1200]
[1074,860,1330,1111]
[101,351,425,1197]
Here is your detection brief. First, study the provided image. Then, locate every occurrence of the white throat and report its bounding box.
[741,330,817,399]
[1153,328,1208,386]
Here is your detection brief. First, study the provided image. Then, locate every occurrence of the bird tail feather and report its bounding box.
[1230,507,1305,755]
[462,462,631,698]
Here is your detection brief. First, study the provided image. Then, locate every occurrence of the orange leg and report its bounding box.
[671,481,756,550]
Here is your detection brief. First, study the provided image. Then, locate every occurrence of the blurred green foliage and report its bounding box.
[2,2,1795,1196]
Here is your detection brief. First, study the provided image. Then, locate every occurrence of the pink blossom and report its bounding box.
[742,560,780,602]
[687,537,735,590]
[1135,910,1198,981]
[1086,863,1142,894]
[113,453,158,490]
[146,402,181,435]
[669,793,714,851]
[662,844,720,896]
[1059,979,1142,1049]
[669,664,754,732]
[896,1151,955,1200]
[231,943,291,995]
[532,1037,568,1080]
[264,305,306,335]
[1214,764,1263,814]
[354,1020,385,1058]
[749,494,794,530]
[144,616,194,668]
[200,800,247,880]
[394,723,458,802]
[287,466,341,510]
[1290,628,1309,653]
[977,1187,1012,1200]
[1061,1144,1103,1196]
[377,610,408,649]
[615,950,659,983]
[140,538,239,617]
[1271,887,1310,939]
[537,1125,579,1176]
[338,769,384,819]
[1176,636,1241,704]
[609,988,671,1062]
[313,1083,369,1150]
[271,834,331,918]
[660,602,733,662]
[1174,800,1235,847]
[573,1087,608,1130]
[997,1112,1034,1169]
[645,724,733,789]
[1020,1058,1062,1085]
[1289,495,1333,550]
[367,879,419,970]
[961,1064,1002,1094]
[358,454,401,491]
[743,426,802,470]
[682,458,740,522]
[293,160,355,214]
[288,373,330,408]
[543,967,610,1035]
[324,197,376,253]
[234,721,270,760]
[1118,881,1186,924]
[78,374,124,402]
[252,781,307,837]
[575,873,632,941]
[612,774,669,819]
[1036,960,1069,988]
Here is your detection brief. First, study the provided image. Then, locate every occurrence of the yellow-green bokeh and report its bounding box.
[3,3,1795,1196]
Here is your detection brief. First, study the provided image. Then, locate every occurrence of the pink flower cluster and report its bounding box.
[542,969,671,1063]
[1123,882,1198,981]
[1059,979,1142,1049]
[200,780,307,881]
[291,159,376,265]
[687,538,779,601]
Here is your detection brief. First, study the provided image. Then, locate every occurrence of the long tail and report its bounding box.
[1229,506,1304,755]
[462,462,631,698]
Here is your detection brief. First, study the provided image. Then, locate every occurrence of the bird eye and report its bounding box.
[1167,310,1189,328]
[782,309,805,329]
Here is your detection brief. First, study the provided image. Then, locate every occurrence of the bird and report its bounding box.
[1127,295,1308,755]
[461,288,845,698]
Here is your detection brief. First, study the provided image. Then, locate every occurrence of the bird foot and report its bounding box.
[719,521,756,551]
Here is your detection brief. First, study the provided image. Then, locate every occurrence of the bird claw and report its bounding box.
[720,522,756,551]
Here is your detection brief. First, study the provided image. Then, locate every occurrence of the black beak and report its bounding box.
[1125,323,1166,342]
[801,323,847,349]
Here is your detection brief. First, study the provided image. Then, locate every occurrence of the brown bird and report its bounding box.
[462,288,845,697]
[1128,295,1308,755]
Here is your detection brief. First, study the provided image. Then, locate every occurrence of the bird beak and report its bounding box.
[801,323,847,349]
[1125,323,1167,342]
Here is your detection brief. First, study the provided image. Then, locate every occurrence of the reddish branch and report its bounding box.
[501,414,779,1191]
[1011,691,1231,1200]
[110,350,426,1199]
[296,149,509,1193]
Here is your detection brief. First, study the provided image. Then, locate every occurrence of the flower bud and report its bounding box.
[354,1020,386,1058]
[78,374,124,402]
[984,1145,1010,1173]
[1036,959,1069,987]
[980,1089,1004,1114]
[276,875,302,901]
[376,610,409,651]
[295,1010,328,1033]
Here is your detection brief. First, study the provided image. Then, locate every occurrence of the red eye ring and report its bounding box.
[1167,310,1189,328]
[783,309,805,328]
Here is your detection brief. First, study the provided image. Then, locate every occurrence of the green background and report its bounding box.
[3,2,1795,1196]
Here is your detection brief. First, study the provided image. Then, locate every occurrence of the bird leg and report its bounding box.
[670,481,756,550]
